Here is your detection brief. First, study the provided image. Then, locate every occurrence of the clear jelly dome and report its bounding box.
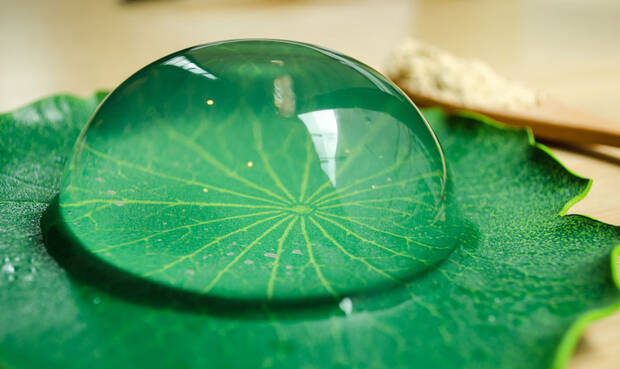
[56,40,459,302]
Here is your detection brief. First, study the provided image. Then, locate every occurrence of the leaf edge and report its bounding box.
[447,109,620,369]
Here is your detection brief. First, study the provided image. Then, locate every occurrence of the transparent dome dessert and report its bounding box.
[54,40,460,302]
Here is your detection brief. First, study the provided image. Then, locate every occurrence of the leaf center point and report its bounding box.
[289,204,314,215]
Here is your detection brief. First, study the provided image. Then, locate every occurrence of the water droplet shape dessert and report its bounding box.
[57,40,460,302]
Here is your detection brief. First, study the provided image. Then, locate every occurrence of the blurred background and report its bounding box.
[0,1,619,367]
[2,0,620,120]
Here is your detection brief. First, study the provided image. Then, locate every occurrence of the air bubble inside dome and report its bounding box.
[55,40,461,302]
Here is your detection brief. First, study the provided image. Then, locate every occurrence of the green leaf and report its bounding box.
[1,92,619,369]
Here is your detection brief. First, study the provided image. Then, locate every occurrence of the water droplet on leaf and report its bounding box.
[2,263,15,274]
[339,297,353,316]
[50,40,462,303]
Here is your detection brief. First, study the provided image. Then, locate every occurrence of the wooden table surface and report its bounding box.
[1,0,619,367]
